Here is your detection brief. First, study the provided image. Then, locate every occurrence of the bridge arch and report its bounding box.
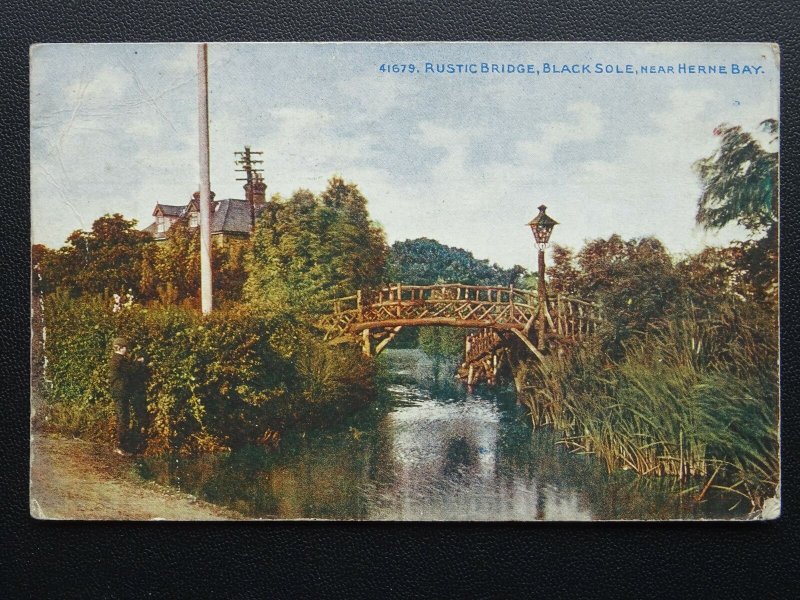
[317,283,603,364]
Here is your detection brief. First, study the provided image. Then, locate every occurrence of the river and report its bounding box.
[139,349,747,520]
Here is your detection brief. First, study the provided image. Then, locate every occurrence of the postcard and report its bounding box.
[30,42,779,520]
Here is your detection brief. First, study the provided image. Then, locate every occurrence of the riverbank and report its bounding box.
[30,432,241,520]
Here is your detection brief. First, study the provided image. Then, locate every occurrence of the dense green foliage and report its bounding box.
[33,214,154,297]
[526,294,778,508]
[34,213,248,306]
[245,177,387,314]
[694,119,778,234]
[387,238,528,356]
[693,119,779,307]
[549,235,681,357]
[518,121,780,509]
[40,294,376,453]
[387,237,526,286]
[34,175,386,453]
[151,220,248,306]
[524,238,778,507]
[416,327,466,357]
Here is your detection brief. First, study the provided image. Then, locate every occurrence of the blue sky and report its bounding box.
[31,42,778,268]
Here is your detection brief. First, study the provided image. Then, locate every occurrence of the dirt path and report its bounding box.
[30,433,242,520]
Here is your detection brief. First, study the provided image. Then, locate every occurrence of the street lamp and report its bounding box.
[527,205,558,349]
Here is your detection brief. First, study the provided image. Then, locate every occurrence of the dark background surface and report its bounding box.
[2,1,797,597]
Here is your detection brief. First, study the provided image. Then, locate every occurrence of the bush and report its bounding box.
[40,295,379,453]
[40,292,117,439]
[418,326,465,357]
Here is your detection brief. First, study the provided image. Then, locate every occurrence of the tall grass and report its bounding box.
[522,303,779,509]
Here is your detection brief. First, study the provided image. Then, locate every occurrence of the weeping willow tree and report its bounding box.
[694,119,778,234]
[694,119,778,303]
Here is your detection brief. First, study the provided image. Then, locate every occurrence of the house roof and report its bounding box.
[210,198,263,234]
[153,203,185,217]
[142,221,160,235]
[145,196,266,239]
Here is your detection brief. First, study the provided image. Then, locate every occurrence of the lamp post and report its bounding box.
[527,205,558,349]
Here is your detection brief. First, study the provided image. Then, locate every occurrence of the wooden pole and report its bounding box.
[374,326,403,355]
[362,328,372,356]
[396,283,402,317]
[537,248,546,350]
[197,43,213,315]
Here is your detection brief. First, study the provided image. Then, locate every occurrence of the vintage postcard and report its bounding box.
[30,42,779,521]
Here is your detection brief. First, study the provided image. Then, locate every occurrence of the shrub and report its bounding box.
[40,295,379,453]
[40,292,117,439]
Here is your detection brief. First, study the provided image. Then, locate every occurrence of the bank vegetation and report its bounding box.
[517,121,779,510]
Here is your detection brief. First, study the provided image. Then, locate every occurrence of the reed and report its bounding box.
[521,303,779,509]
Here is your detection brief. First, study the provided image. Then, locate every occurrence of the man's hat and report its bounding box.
[112,337,129,348]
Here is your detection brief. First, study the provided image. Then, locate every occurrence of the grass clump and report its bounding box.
[521,303,778,510]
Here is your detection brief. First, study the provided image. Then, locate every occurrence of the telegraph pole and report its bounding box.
[198,43,213,314]
[235,146,264,229]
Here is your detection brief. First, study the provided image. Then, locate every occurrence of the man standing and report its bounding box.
[109,337,148,455]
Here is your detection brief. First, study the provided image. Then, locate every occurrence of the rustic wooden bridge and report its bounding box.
[317,283,603,384]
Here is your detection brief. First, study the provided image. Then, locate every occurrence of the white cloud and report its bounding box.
[31,42,779,265]
[517,101,604,165]
[558,87,772,255]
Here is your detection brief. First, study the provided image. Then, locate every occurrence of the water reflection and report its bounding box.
[139,349,746,520]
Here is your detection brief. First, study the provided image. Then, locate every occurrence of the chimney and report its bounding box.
[244,172,267,207]
[191,190,215,227]
[245,172,267,230]
[192,190,216,203]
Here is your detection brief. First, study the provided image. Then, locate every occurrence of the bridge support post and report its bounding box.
[374,326,403,356]
[362,328,372,356]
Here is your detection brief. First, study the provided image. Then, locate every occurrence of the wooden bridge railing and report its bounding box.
[328,283,537,313]
[319,283,603,346]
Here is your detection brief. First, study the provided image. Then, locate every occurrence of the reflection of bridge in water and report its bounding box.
[318,283,604,384]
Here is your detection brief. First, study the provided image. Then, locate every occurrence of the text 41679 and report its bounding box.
[379,64,417,73]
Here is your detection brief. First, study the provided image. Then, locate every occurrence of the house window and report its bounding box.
[157,215,165,233]
[189,212,199,228]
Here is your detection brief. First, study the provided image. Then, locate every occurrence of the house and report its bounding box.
[143,202,186,240]
[144,172,268,246]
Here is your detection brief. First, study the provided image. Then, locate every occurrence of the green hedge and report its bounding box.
[40,293,376,453]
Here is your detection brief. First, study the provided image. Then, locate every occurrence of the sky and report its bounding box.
[31,42,779,268]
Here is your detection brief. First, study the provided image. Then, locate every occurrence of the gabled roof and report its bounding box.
[145,196,267,239]
[142,221,160,235]
[211,198,256,234]
[153,203,185,217]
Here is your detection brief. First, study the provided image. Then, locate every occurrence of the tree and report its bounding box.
[152,220,250,306]
[154,219,201,304]
[418,326,465,357]
[319,177,388,297]
[245,177,388,315]
[32,243,60,295]
[245,190,325,312]
[694,119,778,235]
[37,214,154,298]
[575,235,680,353]
[387,238,526,286]
[677,246,748,309]
[547,244,580,296]
[213,239,248,304]
[694,120,779,304]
